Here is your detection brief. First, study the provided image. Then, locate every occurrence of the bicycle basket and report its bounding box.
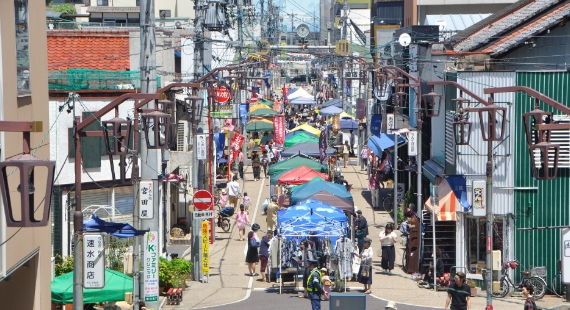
[531,266,546,277]
[509,261,519,269]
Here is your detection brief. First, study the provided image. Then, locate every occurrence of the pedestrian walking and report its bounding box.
[242,192,251,212]
[246,223,261,276]
[261,150,270,178]
[355,210,369,253]
[343,141,350,168]
[357,238,373,294]
[266,195,279,232]
[522,282,537,310]
[444,271,471,310]
[227,175,241,209]
[235,204,250,241]
[379,223,397,272]
[306,259,324,310]
[259,231,273,283]
[349,130,355,156]
[360,145,370,171]
[237,149,244,180]
[252,152,261,181]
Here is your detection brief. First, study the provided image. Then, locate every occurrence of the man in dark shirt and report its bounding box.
[259,231,273,282]
[445,272,471,310]
[355,210,368,252]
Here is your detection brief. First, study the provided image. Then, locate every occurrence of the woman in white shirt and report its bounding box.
[357,238,374,294]
[379,223,397,272]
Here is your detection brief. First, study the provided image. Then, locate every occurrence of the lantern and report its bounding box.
[186,96,204,132]
[476,97,507,142]
[393,86,408,108]
[374,72,388,97]
[141,108,171,149]
[452,93,472,145]
[422,87,442,117]
[522,100,559,180]
[102,108,132,156]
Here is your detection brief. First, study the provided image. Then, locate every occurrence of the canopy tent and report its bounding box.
[277,165,329,185]
[258,98,274,107]
[246,118,274,132]
[305,191,355,215]
[318,105,342,116]
[322,98,343,108]
[52,269,133,304]
[367,133,406,155]
[249,103,271,112]
[339,112,354,119]
[290,179,352,205]
[290,97,317,105]
[268,156,327,175]
[277,199,348,236]
[249,107,278,116]
[281,141,336,158]
[285,130,318,140]
[327,118,358,131]
[84,214,147,238]
[284,132,319,148]
[290,123,321,136]
[287,87,313,100]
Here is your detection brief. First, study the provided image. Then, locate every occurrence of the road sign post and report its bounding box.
[193,190,215,244]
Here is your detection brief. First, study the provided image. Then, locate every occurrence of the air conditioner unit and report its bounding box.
[177,121,189,152]
[492,250,502,271]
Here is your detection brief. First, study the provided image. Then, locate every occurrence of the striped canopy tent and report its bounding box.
[423,177,458,221]
[246,118,274,132]
[290,123,321,136]
[249,103,271,112]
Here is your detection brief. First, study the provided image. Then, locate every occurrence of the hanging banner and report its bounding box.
[273,115,285,145]
[407,131,418,156]
[83,234,105,289]
[228,133,245,165]
[472,180,486,216]
[370,114,382,137]
[201,221,210,274]
[144,231,159,302]
[356,98,366,119]
[196,134,207,160]
[447,175,471,211]
[319,128,328,164]
[386,113,395,134]
[239,103,248,125]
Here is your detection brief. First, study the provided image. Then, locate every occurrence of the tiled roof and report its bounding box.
[87,6,140,13]
[482,2,570,55]
[47,30,130,71]
[453,0,562,52]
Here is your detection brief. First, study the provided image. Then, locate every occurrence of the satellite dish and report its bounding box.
[398,33,411,47]
[175,21,182,29]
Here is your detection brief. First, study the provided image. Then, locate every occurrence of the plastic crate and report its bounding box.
[531,266,547,277]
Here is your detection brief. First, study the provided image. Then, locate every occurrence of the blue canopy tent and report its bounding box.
[318,105,342,116]
[327,118,358,131]
[321,98,343,108]
[367,133,406,155]
[285,130,318,140]
[84,214,148,238]
[280,141,336,158]
[290,179,352,204]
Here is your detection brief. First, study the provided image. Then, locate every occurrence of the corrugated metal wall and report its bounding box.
[515,72,570,286]
[456,72,516,215]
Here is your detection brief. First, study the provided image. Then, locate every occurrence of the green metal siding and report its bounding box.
[514,72,570,287]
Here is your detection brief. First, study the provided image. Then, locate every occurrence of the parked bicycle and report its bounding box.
[551,259,566,298]
[493,260,547,299]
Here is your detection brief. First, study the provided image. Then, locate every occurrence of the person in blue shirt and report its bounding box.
[306,259,324,310]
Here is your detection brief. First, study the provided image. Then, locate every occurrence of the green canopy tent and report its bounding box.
[249,107,278,117]
[284,132,319,148]
[258,98,274,107]
[290,178,352,204]
[246,119,274,132]
[52,269,133,304]
[268,156,327,176]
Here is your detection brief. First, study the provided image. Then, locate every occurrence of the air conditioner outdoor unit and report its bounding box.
[177,121,189,152]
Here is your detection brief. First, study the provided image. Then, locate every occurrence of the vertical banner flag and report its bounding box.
[144,231,159,302]
[407,131,418,156]
[239,103,248,125]
[201,221,210,274]
[228,133,245,165]
[319,128,328,164]
[356,98,366,119]
[472,180,486,216]
[273,115,285,145]
[386,113,395,134]
[370,114,382,137]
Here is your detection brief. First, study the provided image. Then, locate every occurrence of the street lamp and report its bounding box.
[102,107,133,183]
[0,121,55,227]
[141,105,172,149]
[422,87,442,117]
[452,93,472,145]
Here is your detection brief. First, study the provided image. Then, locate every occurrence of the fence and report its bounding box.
[48,69,161,91]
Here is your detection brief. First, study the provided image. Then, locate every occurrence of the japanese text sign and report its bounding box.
[83,234,105,289]
[144,231,159,302]
[139,180,154,219]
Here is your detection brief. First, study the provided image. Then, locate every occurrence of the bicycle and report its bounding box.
[551,259,566,298]
[216,205,233,232]
[493,260,547,299]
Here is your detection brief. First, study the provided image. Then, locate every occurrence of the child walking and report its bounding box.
[242,192,251,213]
[321,268,332,300]
[235,204,250,241]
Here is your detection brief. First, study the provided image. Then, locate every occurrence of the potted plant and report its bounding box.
[159,257,192,292]
[467,279,477,295]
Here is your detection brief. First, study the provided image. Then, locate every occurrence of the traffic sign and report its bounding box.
[193,210,214,219]
[193,190,213,210]
[214,85,231,103]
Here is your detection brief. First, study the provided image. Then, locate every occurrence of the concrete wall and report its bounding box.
[0,1,52,309]
[130,30,177,86]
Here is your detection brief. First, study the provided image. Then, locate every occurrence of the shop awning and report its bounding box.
[423,177,457,221]
[422,159,444,184]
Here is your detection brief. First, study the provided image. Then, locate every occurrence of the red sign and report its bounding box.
[214,86,232,103]
[228,133,245,165]
[193,190,213,211]
[273,115,285,145]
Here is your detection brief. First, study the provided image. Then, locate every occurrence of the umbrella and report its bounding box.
[290,123,321,136]
[249,103,271,112]
[246,118,274,132]
[319,105,343,116]
[305,191,355,215]
[367,133,406,154]
[52,269,133,304]
[285,130,318,140]
[268,156,327,175]
[249,107,278,116]
[281,141,336,158]
[290,179,352,204]
[284,132,319,148]
[277,165,329,185]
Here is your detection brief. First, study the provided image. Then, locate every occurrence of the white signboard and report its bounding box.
[83,234,105,289]
[386,114,395,134]
[196,134,207,160]
[194,210,215,219]
[407,131,418,156]
[240,90,247,104]
[144,231,159,302]
[562,228,570,283]
[139,180,154,219]
[472,180,486,217]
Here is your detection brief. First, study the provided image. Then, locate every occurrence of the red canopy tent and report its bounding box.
[277,165,329,185]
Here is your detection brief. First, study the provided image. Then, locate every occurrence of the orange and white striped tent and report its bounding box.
[424,178,458,221]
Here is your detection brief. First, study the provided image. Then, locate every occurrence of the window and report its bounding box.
[467,218,503,272]
[97,0,109,5]
[533,115,570,168]
[15,0,31,96]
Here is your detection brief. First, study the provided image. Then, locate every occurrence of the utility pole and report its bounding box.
[260,0,265,39]
[137,1,161,309]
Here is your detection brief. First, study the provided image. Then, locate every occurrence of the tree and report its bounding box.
[48,3,77,21]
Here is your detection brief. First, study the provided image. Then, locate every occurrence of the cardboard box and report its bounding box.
[475,263,486,274]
